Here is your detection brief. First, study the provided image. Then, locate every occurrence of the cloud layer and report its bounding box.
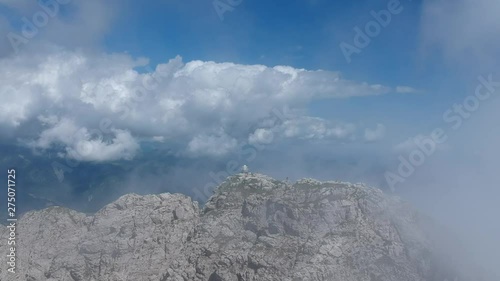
[0,49,406,161]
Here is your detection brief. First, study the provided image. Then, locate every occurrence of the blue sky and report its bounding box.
[0,0,498,195]
[100,0,466,134]
[0,0,497,185]
[0,0,468,136]
[106,0,424,82]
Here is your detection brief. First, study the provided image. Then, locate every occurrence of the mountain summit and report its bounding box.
[0,173,488,280]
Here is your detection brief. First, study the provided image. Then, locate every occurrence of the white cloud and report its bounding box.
[0,49,412,160]
[364,124,386,142]
[66,129,139,162]
[249,128,274,145]
[30,117,81,149]
[249,116,357,145]
[281,117,356,140]
[28,117,139,162]
[0,85,34,127]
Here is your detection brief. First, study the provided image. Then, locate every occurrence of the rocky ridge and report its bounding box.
[0,173,486,281]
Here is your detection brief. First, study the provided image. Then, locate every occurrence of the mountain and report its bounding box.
[0,173,490,281]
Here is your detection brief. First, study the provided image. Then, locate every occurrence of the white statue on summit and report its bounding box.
[242,165,249,173]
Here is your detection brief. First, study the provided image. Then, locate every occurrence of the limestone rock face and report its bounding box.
[1,194,199,281]
[0,173,485,280]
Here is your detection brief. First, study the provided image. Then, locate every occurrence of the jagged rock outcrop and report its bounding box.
[0,173,485,280]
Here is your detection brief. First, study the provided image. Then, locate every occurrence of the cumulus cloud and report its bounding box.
[0,49,413,161]
[281,117,355,140]
[248,116,357,146]
[0,85,33,126]
[65,129,138,162]
[249,128,274,145]
[27,117,139,162]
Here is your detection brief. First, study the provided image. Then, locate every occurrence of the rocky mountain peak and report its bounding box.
[0,173,489,281]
